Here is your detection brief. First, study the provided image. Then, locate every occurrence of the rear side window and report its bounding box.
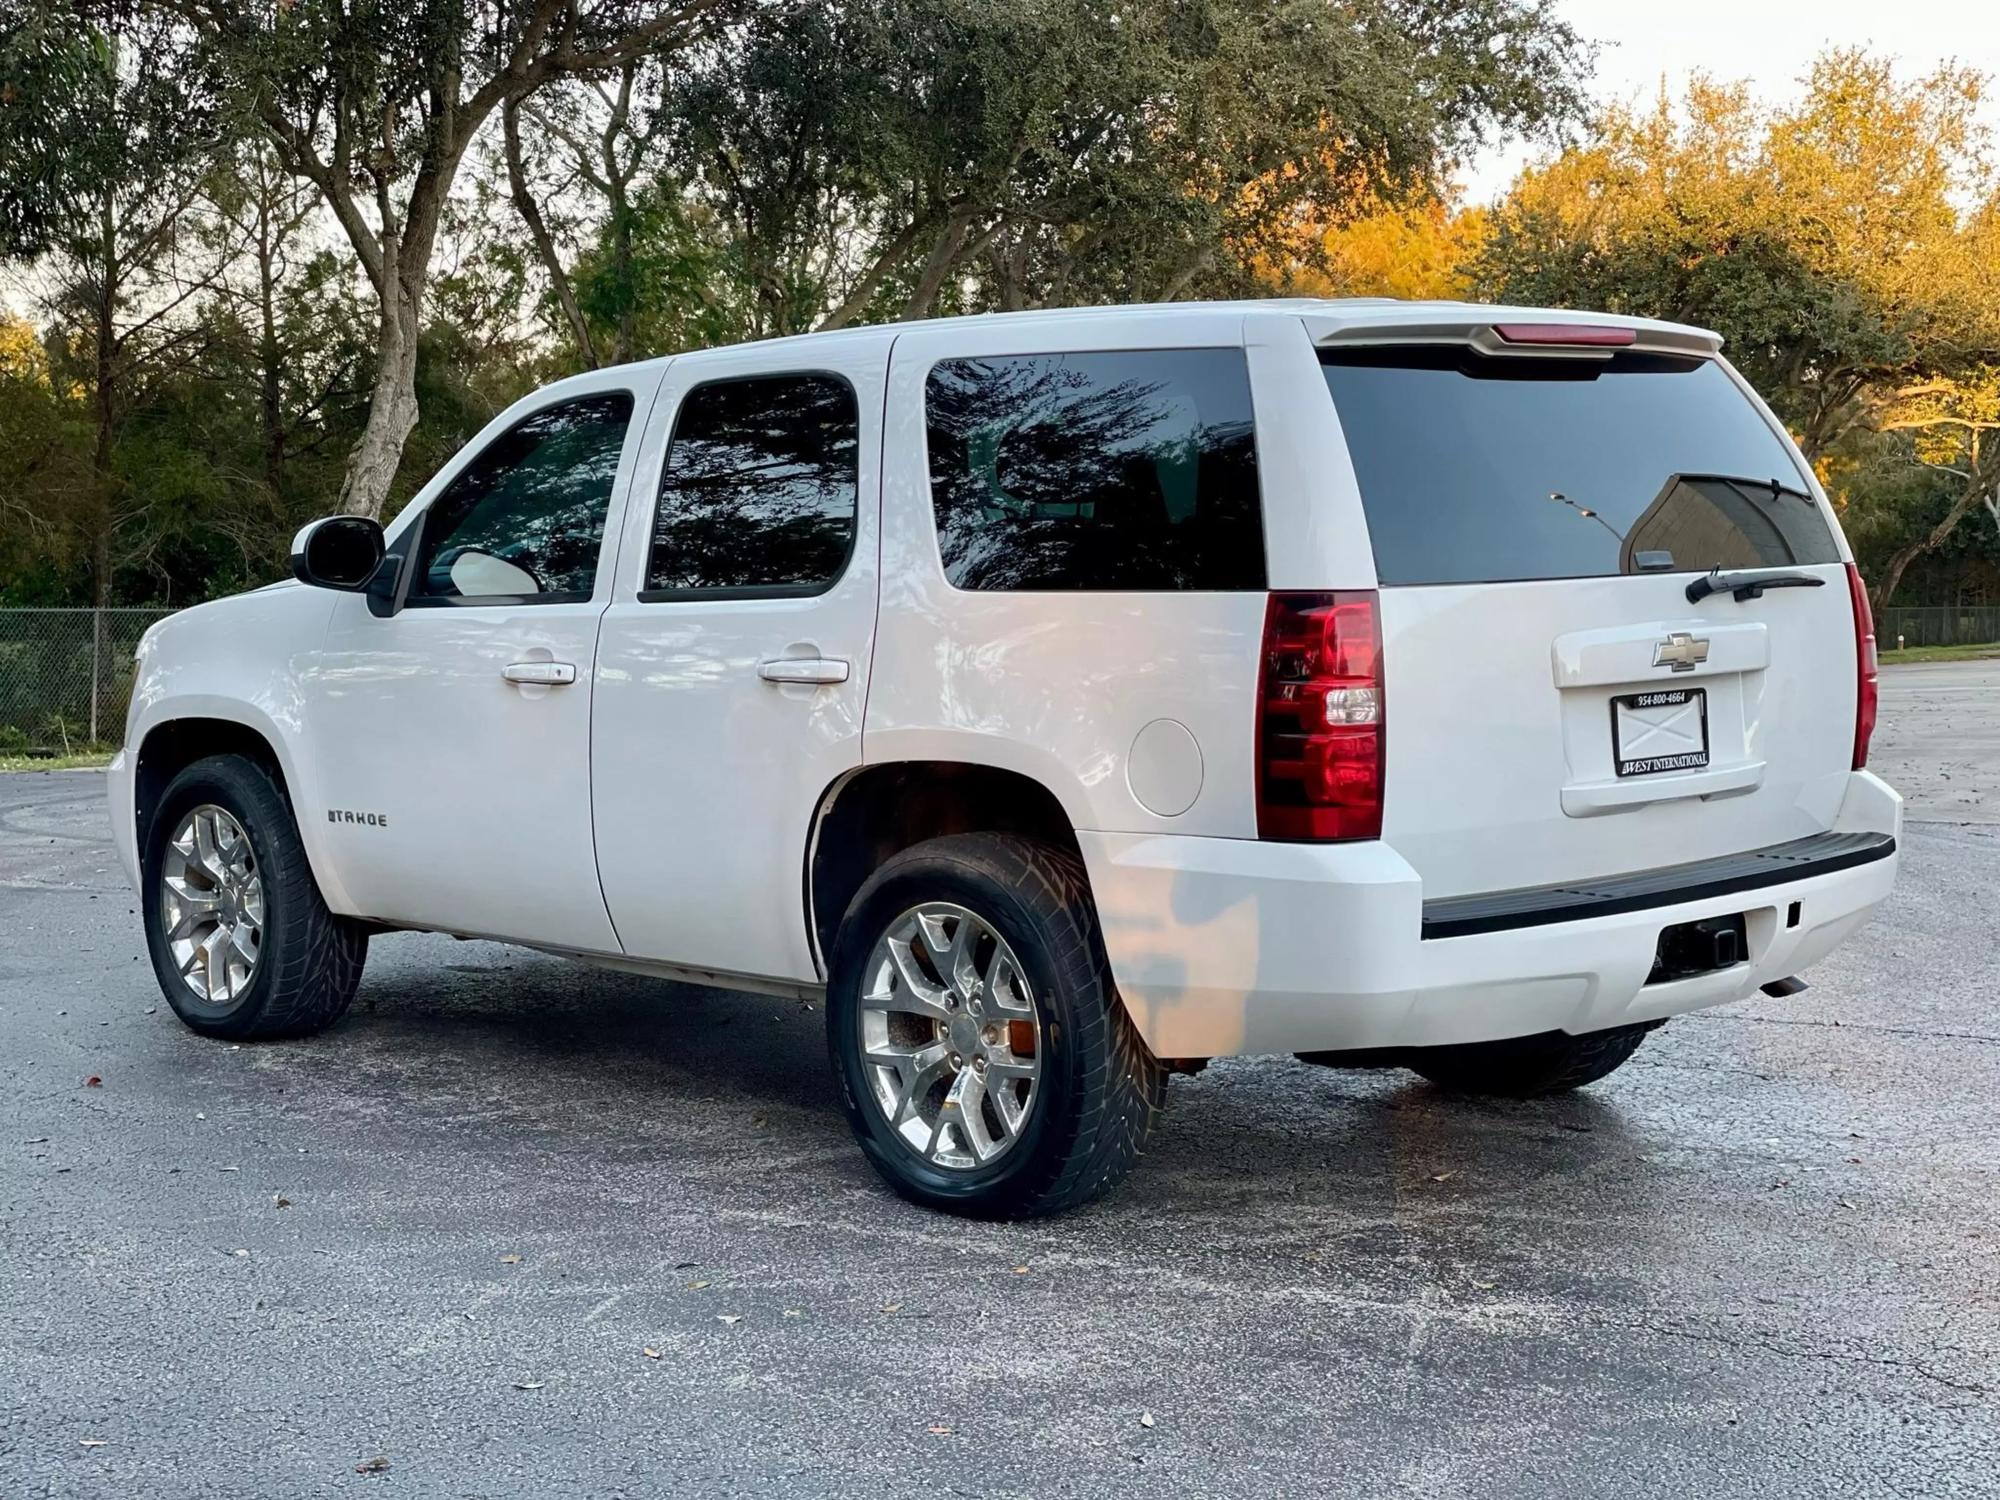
[925,349,1264,591]
[645,373,858,596]
[1320,348,1840,586]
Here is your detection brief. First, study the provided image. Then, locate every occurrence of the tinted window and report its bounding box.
[411,393,633,601]
[1320,349,1838,586]
[926,350,1265,591]
[646,374,857,594]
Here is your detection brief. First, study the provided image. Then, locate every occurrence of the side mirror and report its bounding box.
[290,516,386,592]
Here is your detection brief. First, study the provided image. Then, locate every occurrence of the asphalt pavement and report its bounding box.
[2,663,1996,1498]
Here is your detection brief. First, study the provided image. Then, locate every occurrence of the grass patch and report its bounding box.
[1879,642,2000,665]
[0,750,116,772]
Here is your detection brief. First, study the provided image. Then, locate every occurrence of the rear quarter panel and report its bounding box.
[869,309,1309,836]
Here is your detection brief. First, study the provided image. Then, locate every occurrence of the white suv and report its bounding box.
[109,300,1900,1216]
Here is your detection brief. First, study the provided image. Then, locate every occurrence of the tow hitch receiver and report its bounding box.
[1649,912,1747,984]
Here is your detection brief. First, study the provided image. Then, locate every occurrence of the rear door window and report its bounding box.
[644,373,858,597]
[925,349,1264,591]
[1319,348,1839,586]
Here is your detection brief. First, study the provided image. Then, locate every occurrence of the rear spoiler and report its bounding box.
[1302,311,1722,361]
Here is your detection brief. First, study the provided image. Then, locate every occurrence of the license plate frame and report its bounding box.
[1611,687,1710,778]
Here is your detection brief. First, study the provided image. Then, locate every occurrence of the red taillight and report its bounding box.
[1846,562,1878,770]
[1492,323,1637,347]
[1256,591,1384,841]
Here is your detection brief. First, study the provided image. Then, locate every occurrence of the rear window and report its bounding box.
[1320,348,1840,586]
[925,349,1264,591]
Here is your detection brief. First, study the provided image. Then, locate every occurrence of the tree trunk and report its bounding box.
[1873,457,1995,610]
[89,191,118,611]
[338,272,424,520]
[901,209,976,320]
[256,206,286,499]
[504,98,598,370]
[610,195,636,365]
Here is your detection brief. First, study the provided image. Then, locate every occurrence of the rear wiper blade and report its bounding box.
[1685,567,1829,604]
[1683,472,1818,506]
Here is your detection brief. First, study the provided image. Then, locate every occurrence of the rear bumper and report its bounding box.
[1081,771,1902,1060]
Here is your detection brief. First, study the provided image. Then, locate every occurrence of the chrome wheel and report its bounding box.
[160,804,264,1004]
[858,902,1043,1170]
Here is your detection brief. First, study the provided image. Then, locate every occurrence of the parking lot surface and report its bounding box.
[3,663,1996,1498]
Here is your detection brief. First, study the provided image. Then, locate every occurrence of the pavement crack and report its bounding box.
[1683,1013,2000,1046]
[1607,1318,1992,1396]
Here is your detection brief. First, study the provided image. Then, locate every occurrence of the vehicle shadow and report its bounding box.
[335,937,847,1121]
[317,934,1658,1227]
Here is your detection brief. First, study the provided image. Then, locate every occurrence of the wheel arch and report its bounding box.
[805,760,1085,975]
[131,704,350,912]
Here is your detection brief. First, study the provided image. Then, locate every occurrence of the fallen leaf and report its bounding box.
[1838,1199,1858,1210]
[84,1076,102,1088]
[79,1438,108,1448]
[1139,1411,1156,1429]
[273,1194,291,1209]
[1011,1265,1030,1275]
[673,1260,697,1270]
[881,1302,902,1314]
[354,1456,390,1475]
[750,1113,769,1127]
[783,1308,802,1318]
[512,1381,545,1391]
[1429,1171,1457,1183]
[1471,1278,1498,1290]
[926,1425,952,1436]
[717,1315,742,1325]
[500,1254,523,1265]
[642,1348,662,1360]
[687,1280,710,1290]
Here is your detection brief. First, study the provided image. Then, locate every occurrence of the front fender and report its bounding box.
[121,587,355,912]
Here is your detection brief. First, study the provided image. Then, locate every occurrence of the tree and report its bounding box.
[1870,368,2000,606]
[175,0,735,519]
[199,139,321,501]
[24,8,230,608]
[1257,197,1490,300]
[0,8,123,259]
[608,0,1586,339]
[501,55,677,368]
[1470,52,2000,605]
[1471,57,1999,464]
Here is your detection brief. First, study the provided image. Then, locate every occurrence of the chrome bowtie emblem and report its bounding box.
[1653,632,1710,673]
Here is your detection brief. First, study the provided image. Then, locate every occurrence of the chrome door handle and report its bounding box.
[502,661,577,686]
[757,657,850,685]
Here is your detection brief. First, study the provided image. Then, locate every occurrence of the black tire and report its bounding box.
[141,753,367,1041]
[826,833,1166,1218]
[1408,1022,1657,1098]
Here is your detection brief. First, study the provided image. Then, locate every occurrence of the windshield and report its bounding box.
[1320,347,1840,586]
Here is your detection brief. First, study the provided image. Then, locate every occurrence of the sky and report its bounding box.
[1459,0,2000,202]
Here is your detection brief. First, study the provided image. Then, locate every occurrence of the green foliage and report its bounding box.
[1470,54,2000,604]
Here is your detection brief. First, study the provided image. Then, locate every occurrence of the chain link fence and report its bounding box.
[1,598,1995,758]
[1877,605,2000,650]
[0,607,178,754]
